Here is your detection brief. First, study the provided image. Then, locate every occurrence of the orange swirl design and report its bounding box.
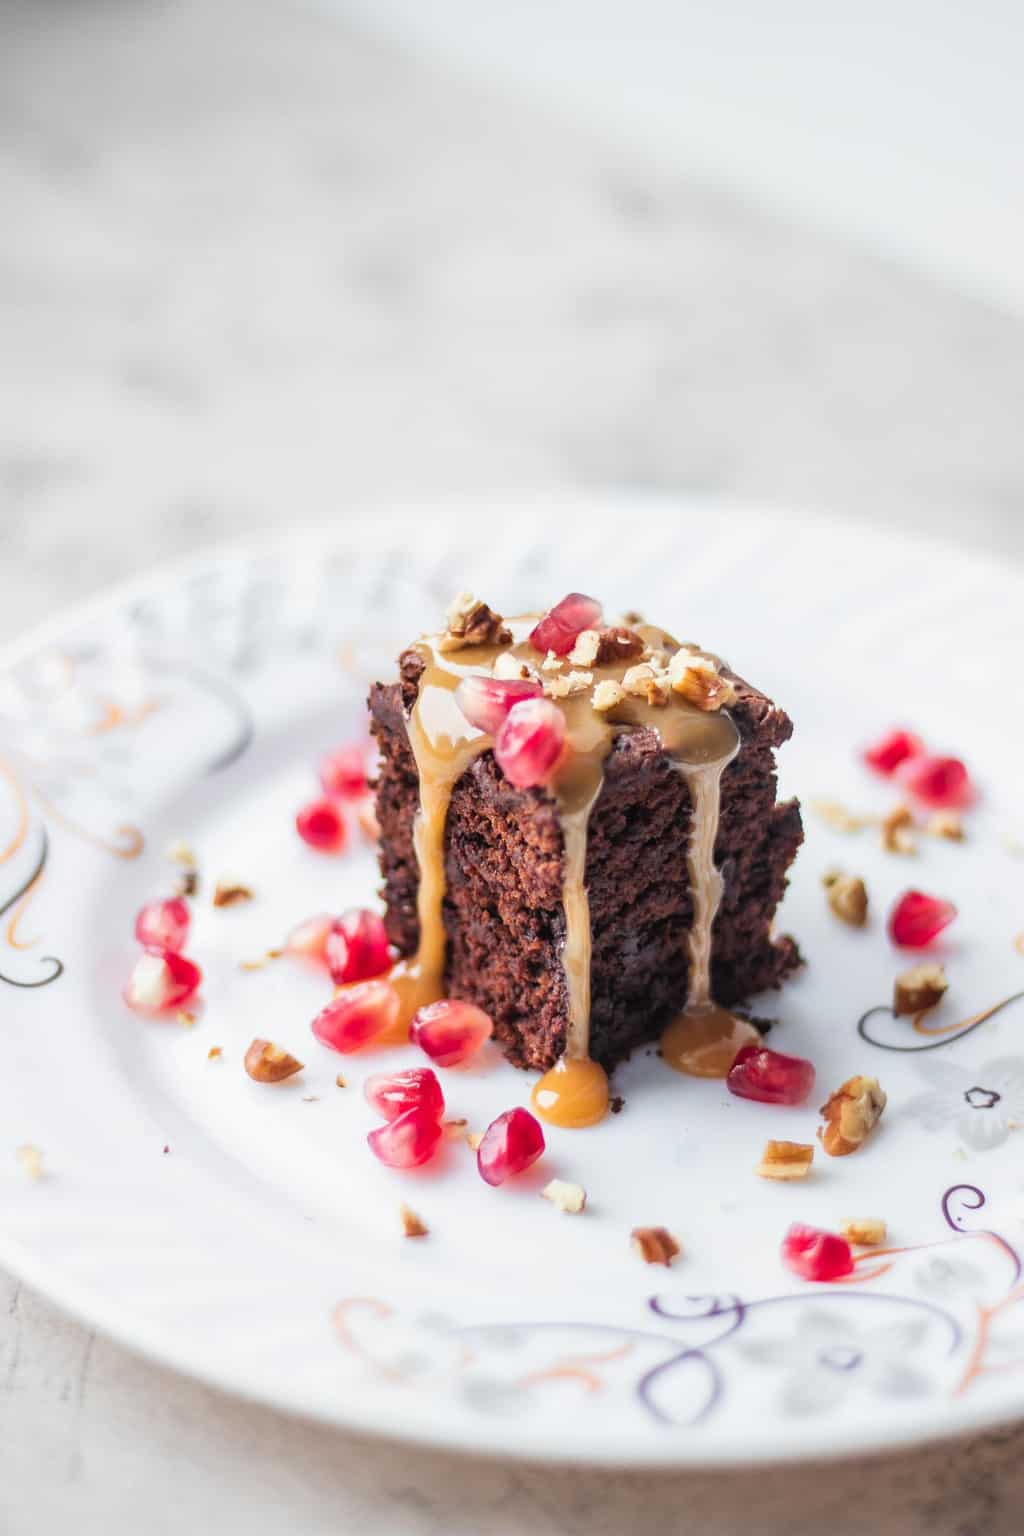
[912,996,1021,1039]
[0,759,30,866]
[30,784,144,859]
[5,869,43,950]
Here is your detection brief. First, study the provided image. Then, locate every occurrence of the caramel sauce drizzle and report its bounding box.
[396,617,747,1125]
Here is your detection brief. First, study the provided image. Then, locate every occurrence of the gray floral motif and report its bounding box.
[739,1308,932,1415]
[905,1057,1024,1152]
[913,1254,985,1298]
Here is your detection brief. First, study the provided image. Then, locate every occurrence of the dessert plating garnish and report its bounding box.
[888,889,957,948]
[781,1223,853,1281]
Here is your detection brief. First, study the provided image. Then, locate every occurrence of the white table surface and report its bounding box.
[3,1,1024,1530]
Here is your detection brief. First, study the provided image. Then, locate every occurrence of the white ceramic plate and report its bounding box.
[1,496,1022,1468]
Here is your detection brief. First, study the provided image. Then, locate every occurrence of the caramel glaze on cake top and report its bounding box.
[379,608,767,1129]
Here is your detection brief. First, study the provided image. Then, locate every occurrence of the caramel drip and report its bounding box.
[395,616,744,1114]
[388,649,493,1030]
[678,759,729,1011]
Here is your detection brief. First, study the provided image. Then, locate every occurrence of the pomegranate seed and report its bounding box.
[125,950,202,1014]
[367,1106,443,1169]
[455,675,543,735]
[311,981,399,1053]
[134,897,190,954]
[364,1067,445,1123]
[896,754,972,809]
[285,912,334,965]
[494,698,566,788]
[325,908,391,984]
[726,1044,816,1106]
[781,1223,854,1282]
[295,798,348,854]
[476,1107,545,1186]
[409,999,494,1067]
[528,593,603,656]
[862,728,924,776]
[319,743,369,801]
[888,889,958,948]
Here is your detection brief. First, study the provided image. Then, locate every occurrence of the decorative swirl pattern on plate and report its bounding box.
[858,991,1024,1053]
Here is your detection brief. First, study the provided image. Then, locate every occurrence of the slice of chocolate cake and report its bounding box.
[369,591,802,1128]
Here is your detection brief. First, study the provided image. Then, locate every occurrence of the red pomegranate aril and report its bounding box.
[364,1067,445,1124]
[124,950,202,1014]
[888,889,958,948]
[726,1044,816,1106]
[781,1223,854,1282]
[295,798,348,854]
[862,728,925,776]
[285,912,334,965]
[325,908,391,984]
[896,754,972,809]
[409,999,494,1067]
[319,743,369,801]
[494,697,566,788]
[311,981,399,1053]
[455,675,543,735]
[476,1107,545,1186]
[367,1106,443,1169]
[528,592,604,656]
[134,897,190,954]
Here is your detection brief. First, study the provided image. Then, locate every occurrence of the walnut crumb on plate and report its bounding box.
[631,1226,681,1266]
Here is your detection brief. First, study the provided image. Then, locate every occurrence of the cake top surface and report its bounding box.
[405,591,742,813]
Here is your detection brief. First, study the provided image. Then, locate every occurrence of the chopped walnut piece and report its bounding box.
[593,626,645,665]
[544,669,592,699]
[15,1144,43,1180]
[927,810,965,842]
[822,870,869,927]
[493,651,539,682]
[212,881,254,908]
[620,609,645,627]
[541,1178,587,1214]
[667,650,736,711]
[622,663,655,696]
[841,1217,887,1247]
[631,1226,681,1266]
[541,650,565,673]
[819,1075,886,1157]
[244,1038,304,1083]
[811,799,870,833]
[399,1204,429,1239]
[335,1073,347,1088]
[592,679,626,713]
[622,663,670,705]
[757,1140,814,1181]
[893,961,948,1016]
[880,804,916,855]
[567,628,602,667]
[437,593,511,652]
